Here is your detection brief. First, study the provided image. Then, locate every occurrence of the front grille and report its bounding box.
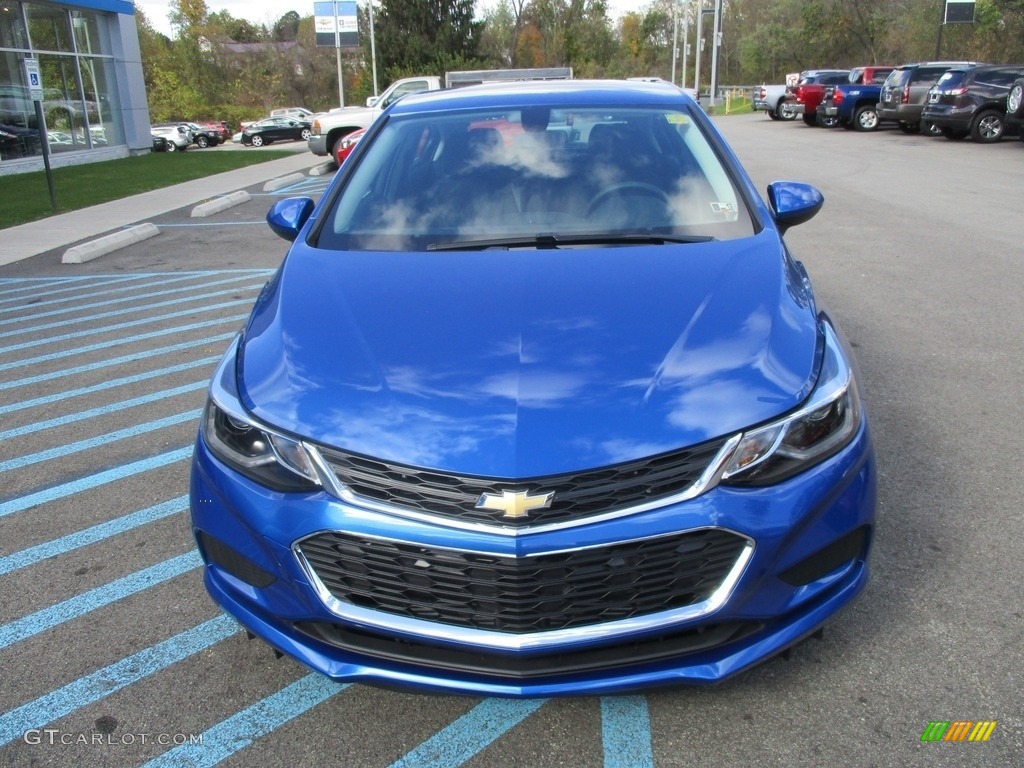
[294,620,764,679]
[297,528,749,634]
[316,437,729,528]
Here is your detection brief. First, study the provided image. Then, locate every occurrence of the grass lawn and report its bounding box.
[1,149,295,230]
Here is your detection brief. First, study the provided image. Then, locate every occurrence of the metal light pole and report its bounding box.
[368,0,378,96]
[709,0,722,109]
[671,0,678,85]
[334,0,345,107]
[681,0,690,90]
[694,0,703,100]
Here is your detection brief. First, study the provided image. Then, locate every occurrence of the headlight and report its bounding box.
[720,321,862,486]
[200,340,321,493]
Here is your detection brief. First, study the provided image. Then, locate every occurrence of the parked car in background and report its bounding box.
[753,79,798,120]
[241,116,313,146]
[270,107,314,121]
[150,124,192,151]
[920,64,1024,143]
[792,70,851,126]
[151,133,168,152]
[47,130,75,146]
[878,61,976,134]
[204,120,232,141]
[1005,76,1024,142]
[331,126,365,165]
[190,79,877,697]
[816,66,895,131]
[182,121,224,148]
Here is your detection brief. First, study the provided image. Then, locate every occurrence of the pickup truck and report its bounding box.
[791,70,851,126]
[815,66,895,131]
[753,77,798,120]
[308,67,573,162]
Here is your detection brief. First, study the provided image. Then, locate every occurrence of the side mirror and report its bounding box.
[366,96,379,108]
[266,197,315,242]
[767,181,824,234]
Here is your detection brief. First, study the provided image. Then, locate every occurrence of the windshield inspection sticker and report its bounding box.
[710,201,738,219]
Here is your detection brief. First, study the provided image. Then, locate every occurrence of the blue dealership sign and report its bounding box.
[944,0,975,23]
[314,1,359,48]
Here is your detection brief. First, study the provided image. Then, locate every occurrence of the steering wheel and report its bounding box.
[587,182,669,216]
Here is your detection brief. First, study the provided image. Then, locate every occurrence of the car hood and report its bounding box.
[237,235,819,477]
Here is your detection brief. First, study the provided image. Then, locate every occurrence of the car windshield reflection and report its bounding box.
[317,106,756,251]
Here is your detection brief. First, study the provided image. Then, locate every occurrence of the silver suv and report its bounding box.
[878,61,976,134]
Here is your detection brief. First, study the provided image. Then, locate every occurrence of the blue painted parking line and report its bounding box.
[157,221,269,227]
[0,613,239,746]
[0,409,201,472]
[601,697,654,768]
[258,176,332,197]
[0,275,264,326]
[1,317,246,373]
[0,382,206,439]
[142,675,351,768]
[0,299,254,355]
[0,496,187,576]
[0,272,245,315]
[0,445,192,519]
[0,274,150,304]
[0,334,234,393]
[0,550,201,650]
[0,360,217,416]
[0,285,263,340]
[389,698,548,768]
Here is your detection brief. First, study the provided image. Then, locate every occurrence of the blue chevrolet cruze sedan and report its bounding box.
[189,79,876,697]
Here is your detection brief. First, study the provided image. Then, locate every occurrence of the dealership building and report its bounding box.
[1,0,150,175]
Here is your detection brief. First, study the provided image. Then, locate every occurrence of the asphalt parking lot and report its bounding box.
[0,115,1022,767]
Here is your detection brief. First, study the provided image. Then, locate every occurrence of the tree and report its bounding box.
[274,11,302,42]
[169,0,210,33]
[374,0,484,76]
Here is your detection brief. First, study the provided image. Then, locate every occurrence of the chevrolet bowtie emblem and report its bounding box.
[476,489,554,519]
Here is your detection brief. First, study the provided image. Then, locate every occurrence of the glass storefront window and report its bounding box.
[26,2,72,53]
[71,10,107,55]
[1,1,127,164]
[81,56,121,146]
[38,53,88,149]
[0,3,29,49]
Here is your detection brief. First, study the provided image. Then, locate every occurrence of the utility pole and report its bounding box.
[671,0,678,85]
[709,0,722,110]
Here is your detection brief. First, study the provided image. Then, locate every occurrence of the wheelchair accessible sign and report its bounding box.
[24,58,44,101]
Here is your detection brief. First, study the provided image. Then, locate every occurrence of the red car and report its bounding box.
[332,128,365,165]
[793,70,851,126]
[204,120,231,141]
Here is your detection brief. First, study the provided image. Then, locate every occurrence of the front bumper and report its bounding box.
[307,134,329,156]
[189,418,876,697]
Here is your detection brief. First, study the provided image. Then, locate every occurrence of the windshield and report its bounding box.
[315,105,755,252]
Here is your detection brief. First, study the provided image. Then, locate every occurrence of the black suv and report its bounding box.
[182,122,224,148]
[878,61,976,134]
[921,64,1024,142]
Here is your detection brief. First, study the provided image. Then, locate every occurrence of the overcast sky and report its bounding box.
[136,0,640,40]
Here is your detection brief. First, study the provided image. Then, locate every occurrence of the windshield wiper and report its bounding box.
[426,233,715,251]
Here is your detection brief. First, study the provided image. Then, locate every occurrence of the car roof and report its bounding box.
[387,79,696,116]
[894,61,976,69]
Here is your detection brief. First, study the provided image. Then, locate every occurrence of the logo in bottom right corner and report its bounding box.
[921,721,997,742]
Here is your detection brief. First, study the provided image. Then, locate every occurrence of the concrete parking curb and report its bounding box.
[62,223,160,264]
[263,172,306,192]
[191,190,252,218]
[309,162,336,177]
